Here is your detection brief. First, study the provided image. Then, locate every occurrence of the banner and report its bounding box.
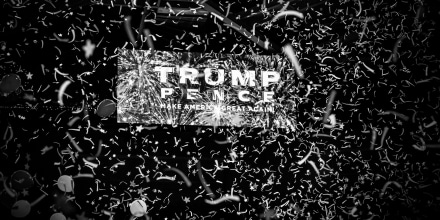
[117,49,296,128]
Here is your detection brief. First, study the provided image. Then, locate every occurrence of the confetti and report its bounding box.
[165,167,192,187]
[197,161,215,198]
[271,10,304,22]
[57,80,72,106]
[283,44,303,78]
[204,194,240,205]
[322,90,337,124]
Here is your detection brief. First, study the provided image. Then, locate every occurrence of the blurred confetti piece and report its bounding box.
[124,16,137,47]
[205,195,240,205]
[66,132,83,152]
[58,80,72,106]
[95,140,102,158]
[271,10,304,22]
[197,161,215,198]
[323,90,337,124]
[214,139,231,145]
[67,116,81,127]
[378,110,409,121]
[165,167,192,187]
[143,29,155,52]
[283,44,303,79]
[370,128,377,150]
[82,39,96,59]
[72,100,85,114]
[356,0,362,16]
[30,194,46,207]
[308,160,320,177]
[379,126,389,148]
[3,125,13,142]
[156,175,176,181]
[3,177,17,197]
[380,181,402,198]
[297,146,313,165]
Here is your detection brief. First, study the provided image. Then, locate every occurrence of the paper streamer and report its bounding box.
[65,132,83,152]
[323,90,337,124]
[283,44,304,78]
[165,167,192,187]
[58,80,71,106]
[297,146,313,165]
[197,161,215,198]
[205,195,240,205]
[271,10,304,22]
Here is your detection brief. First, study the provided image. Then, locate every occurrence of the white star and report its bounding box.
[136,125,143,132]
[82,39,96,59]
[26,72,33,80]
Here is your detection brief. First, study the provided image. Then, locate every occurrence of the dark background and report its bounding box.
[1,0,440,219]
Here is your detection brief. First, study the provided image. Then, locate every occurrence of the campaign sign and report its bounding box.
[117,49,296,128]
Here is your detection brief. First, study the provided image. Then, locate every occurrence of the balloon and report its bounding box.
[57,175,73,193]
[11,200,31,218]
[130,200,147,217]
[96,99,116,118]
[0,74,21,93]
[11,170,34,190]
[50,212,67,220]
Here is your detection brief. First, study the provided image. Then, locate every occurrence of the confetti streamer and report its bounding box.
[379,126,389,148]
[322,90,337,124]
[378,111,409,121]
[165,167,192,187]
[307,160,320,177]
[30,194,47,207]
[58,80,72,106]
[380,181,402,198]
[143,29,155,52]
[355,0,362,17]
[65,132,83,152]
[205,194,240,205]
[297,145,313,165]
[370,128,377,150]
[271,10,304,22]
[283,44,303,78]
[67,116,81,127]
[426,144,440,149]
[197,161,215,198]
[124,16,137,47]
[156,175,176,181]
[2,177,17,197]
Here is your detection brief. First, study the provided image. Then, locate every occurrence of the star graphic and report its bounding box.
[26,72,33,80]
[136,125,143,132]
[82,39,96,59]
[21,189,29,196]
[183,197,190,203]
[130,181,136,187]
